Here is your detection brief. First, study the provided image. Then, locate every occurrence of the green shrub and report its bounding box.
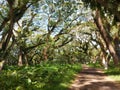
[0,62,82,90]
[105,67,120,75]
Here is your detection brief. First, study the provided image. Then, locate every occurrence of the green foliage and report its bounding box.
[88,62,102,68]
[105,67,120,75]
[0,62,82,90]
[0,0,93,65]
[105,67,120,82]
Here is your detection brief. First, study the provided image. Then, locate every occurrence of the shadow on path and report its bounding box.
[69,65,120,90]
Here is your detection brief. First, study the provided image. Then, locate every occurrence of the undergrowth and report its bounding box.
[88,62,102,68]
[105,66,120,82]
[0,62,82,90]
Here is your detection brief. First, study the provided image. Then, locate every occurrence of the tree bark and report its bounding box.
[93,10,119,65]
[0,60,5,71]
[18,47,23,66]
[24,53,28,66]
[43,47,48,61]
[114,36,120,59]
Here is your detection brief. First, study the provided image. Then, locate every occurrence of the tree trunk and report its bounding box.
[93,10,119,65]
[43,47,48,61]
[0,60,5,71]
[24,54,28,66]
[114,36,120,59]
[101,52,108,70]
[18,47,23,66]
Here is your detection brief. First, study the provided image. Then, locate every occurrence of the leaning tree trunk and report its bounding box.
[101,52,108,69]
[93,10,119,65]
[99,39,108,69]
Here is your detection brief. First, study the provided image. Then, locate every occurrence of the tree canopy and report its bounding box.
[0,0,119,67]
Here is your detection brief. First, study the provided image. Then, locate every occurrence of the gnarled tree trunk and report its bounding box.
[93,10,119,65]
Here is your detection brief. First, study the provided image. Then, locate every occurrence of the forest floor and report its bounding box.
[69,64,120,90]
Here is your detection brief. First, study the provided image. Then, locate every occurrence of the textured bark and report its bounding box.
[1,0,14,51]
[94,10,119,65]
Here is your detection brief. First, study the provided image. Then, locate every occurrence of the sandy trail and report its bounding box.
[69,65,120,90]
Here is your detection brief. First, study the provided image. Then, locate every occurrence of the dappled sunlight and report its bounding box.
[0,0,120,90]
[69,65,120,90]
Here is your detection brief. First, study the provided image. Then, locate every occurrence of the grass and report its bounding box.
[0,62,82,90]
[88,62,102,68]
[105,66,120,82]
[88,62,120,82]
[108,75,120,81]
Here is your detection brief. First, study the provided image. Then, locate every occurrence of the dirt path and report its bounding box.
[69,65,120,90]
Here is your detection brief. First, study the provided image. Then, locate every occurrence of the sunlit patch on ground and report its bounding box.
[69,65,120,90]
